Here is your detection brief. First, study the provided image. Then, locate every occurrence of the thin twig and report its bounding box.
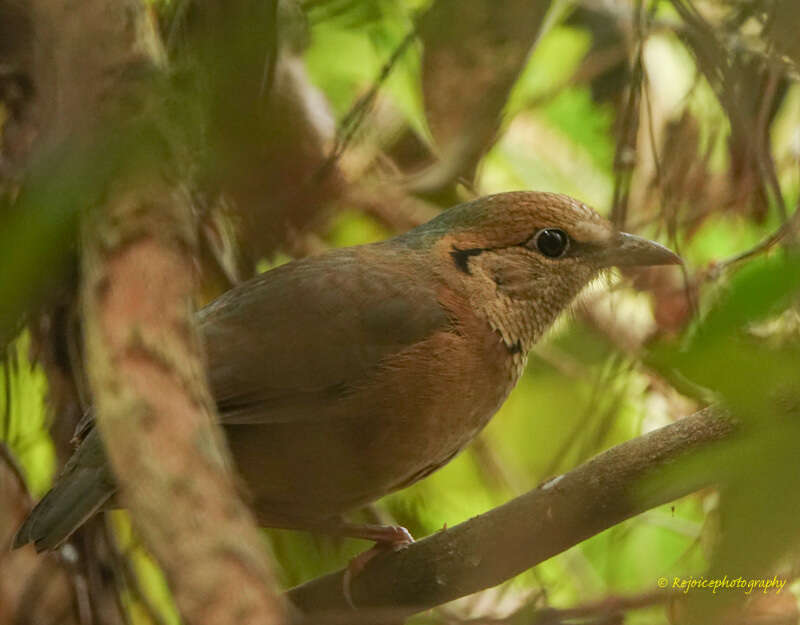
[610,0,647,228]
[258,0,280,102]
[710,196,800,277]
[754,60,787,220]
[314,27,417,183]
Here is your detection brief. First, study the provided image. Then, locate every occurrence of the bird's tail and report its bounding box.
[13,428,115,551]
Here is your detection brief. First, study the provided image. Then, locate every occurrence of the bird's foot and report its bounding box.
[341,524,414,609]
[338,522,413,545]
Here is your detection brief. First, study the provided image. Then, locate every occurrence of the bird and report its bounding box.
[13,191,681,552]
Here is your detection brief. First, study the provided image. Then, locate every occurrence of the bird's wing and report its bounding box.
[199,245,450,424]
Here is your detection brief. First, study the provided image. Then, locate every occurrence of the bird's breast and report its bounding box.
[228,286,524,523]
[347,285,523,496]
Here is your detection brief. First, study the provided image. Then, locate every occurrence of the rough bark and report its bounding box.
[288,407,734,618]
[80,174,285,625]
[43,0,286,622]
[0,0,285,621]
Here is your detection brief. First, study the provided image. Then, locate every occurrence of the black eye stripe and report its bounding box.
[450,246,483,274]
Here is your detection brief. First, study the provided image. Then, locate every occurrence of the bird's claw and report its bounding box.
[342,526,414,609]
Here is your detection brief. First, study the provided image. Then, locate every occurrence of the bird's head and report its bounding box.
[409,191,681,352]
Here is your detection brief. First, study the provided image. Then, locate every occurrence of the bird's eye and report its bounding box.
[532,229,570,258]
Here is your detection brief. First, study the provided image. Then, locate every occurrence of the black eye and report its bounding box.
[533,228,569,258]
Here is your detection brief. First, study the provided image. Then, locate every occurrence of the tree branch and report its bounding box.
[73,2,285,623]
[288,407,734,618]
[82,175,285,624]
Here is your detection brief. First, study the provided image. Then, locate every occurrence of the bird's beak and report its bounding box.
[598,232,682,268]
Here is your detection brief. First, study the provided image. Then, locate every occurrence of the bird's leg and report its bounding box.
[317,518,414,608]
[327,520,414,545]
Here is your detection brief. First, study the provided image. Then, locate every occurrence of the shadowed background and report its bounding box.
[1,1,800,624]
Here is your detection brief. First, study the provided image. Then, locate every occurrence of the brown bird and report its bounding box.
[14,191,680,551]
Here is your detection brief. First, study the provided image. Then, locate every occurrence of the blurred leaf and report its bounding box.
[326,210,390,247]
[639,252,800,622]
[416,0,552,185]
[181,0,344,261]
[481,114,614,207]
[0,181,78,350]
[692,254,800,346]
[110,511,181,625]
[305,6,427,138]
[684,212,784,267]
[651,253,800,417]
[1,333,55,496]
[542,86,614,170]
[765,0,800,69]
[506,26,593,116]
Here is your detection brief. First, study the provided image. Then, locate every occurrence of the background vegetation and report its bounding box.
[1,1,799,624]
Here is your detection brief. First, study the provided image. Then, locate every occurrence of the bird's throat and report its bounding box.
[477,289,574,382]
[471,295,539,385]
